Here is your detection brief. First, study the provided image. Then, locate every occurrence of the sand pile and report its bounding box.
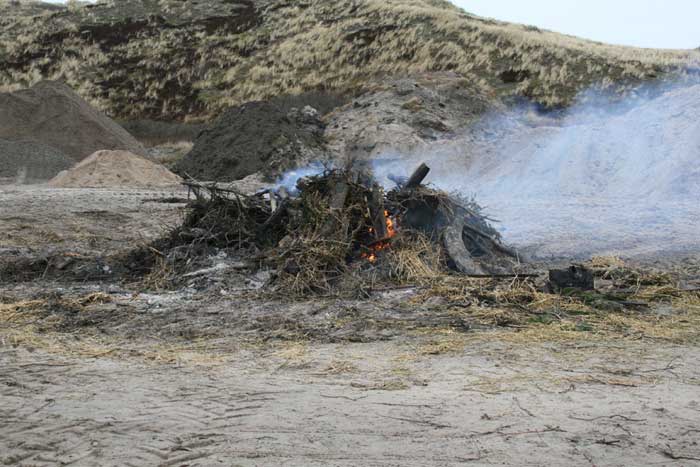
[175,97,326,181]
[0,139,74,181]
[49,150,182,188]
[0,81,146,161]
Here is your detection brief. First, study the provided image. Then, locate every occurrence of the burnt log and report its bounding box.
[444,217,485,275]
[463,223,519,259]
[368,184,389,241]
[259,199,288,232]
[405,163,430,189]
[549,265,594,291]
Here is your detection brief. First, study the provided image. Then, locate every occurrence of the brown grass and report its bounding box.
[1,0,698,120]
[408,264,700,345]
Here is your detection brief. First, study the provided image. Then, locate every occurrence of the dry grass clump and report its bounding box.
[1,0,698,120]
[0,299,46,323]
[321,359,358,375]
[0,292,113,324]
[408,261,700,344]
[1,323,232,366]
[384,231,444,283]
[0,291,235,365]
[492,293,700,345]
[418,333,467,355]
[272,232,355,296]
[141,255,178,291]
[589,256,674,289]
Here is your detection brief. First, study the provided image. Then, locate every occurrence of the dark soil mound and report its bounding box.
[175,97,327,181]
[119,120,206,147]
[0,81,146,161]
[0,139,74,181]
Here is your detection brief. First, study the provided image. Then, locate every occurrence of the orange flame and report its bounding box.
[362,211,397,263]
[362,241,390,263]
[385,210,396,238]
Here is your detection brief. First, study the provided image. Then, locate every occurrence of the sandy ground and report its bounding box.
[2,340,700,466]
[492,197,700,260]
[0,184,186,256]
[1,184,699,466]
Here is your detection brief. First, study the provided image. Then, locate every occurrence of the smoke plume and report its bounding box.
[372,81,700,259]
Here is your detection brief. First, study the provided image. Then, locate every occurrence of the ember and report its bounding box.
[363,210,397,262]
[385,210,396,238]
[362,240,392,263]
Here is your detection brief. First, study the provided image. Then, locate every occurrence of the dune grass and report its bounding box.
[1,0,698,121]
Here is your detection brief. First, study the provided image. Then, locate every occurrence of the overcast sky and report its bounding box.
[452,0,700,49]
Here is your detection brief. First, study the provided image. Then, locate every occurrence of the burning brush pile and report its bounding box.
[135,163,527,295]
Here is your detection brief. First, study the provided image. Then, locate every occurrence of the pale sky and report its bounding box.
[452,0,700,49]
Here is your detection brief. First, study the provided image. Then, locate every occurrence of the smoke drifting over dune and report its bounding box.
[373,81,700,258]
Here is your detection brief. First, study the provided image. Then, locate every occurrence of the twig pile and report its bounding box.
[130,165,522,295]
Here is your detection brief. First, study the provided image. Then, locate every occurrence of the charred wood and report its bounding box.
[405,163,430,189]
[444,217,485,275]
[368,184,389,241]
[549,265,594,291]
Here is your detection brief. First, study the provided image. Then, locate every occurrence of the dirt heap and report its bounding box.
[0,139,74,181]
[174,98,326,182]
[326,74,497,159]
[49,150,182,188]
[0,81,146,161]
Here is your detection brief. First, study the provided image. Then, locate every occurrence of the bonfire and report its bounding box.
[132,163,528,295]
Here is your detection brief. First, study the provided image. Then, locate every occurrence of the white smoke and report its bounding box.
[372,81,700,259]
[272,161,326,194]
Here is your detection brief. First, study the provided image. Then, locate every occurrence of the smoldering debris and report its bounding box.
[126,163,527,296]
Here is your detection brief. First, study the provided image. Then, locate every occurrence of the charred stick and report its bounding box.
[260,199,288,232]
[368,184,389,240]
[405,163,430,189]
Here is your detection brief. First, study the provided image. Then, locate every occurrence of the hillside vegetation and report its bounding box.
[1,0,698,121]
